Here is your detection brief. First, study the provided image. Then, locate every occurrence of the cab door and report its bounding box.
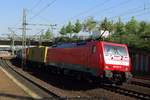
[88,44,99,68]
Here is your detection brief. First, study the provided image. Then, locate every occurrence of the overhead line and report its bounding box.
[61,0,111,25]
[122,10,150,21]
[70,0,109,20]
[63,0,130,25]
[27,9,52,23]
[30,0,57,20]
[88,0,130,18]
[30,0,43,12]
[108,5,150,20]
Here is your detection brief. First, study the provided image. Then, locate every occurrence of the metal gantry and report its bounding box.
[22,8,27,69]
[8,27,15,55]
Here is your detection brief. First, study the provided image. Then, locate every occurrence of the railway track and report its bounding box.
[0,59,60,99]
[1,59,150,100]
[131,81,150,88]
[2,59,108,99]
[101,84,150,100]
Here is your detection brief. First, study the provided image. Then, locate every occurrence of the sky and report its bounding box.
[0,0,149,37]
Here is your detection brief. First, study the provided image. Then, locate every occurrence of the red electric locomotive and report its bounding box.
[16,40,132,84]
[46,41,132,84]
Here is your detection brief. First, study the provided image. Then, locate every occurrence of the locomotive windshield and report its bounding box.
[104,44,127,56]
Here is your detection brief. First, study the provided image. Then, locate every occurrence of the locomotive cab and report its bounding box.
[101,42,132,84]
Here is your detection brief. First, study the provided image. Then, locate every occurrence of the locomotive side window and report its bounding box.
[92,45,96,53]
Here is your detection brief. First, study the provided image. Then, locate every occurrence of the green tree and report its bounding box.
[83,17,96,35]
[114,18,125,35]
[66,21,74,37]
[110,18,125,43]
[125,17,140,35]
[138,21,150,37]
[139,21,147,34]
[124,17,143,48]
[73,19,82,33]
[95,17,113,40]
[138,22,150,49]
[42,28,53,39]
[100,17,113,32]
[60,26,67,36]
[103,17,150,50]
[145,23,150,36]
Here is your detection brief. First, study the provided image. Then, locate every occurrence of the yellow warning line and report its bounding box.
[0,67,42,99]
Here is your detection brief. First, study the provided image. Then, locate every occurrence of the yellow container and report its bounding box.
[28,46,48,63]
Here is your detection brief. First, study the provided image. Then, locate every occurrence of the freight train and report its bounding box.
[16,41,132,84]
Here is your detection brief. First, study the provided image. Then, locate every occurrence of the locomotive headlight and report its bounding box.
[105,66,109,69]
[105,66,112,69]
[125,67,128,71]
